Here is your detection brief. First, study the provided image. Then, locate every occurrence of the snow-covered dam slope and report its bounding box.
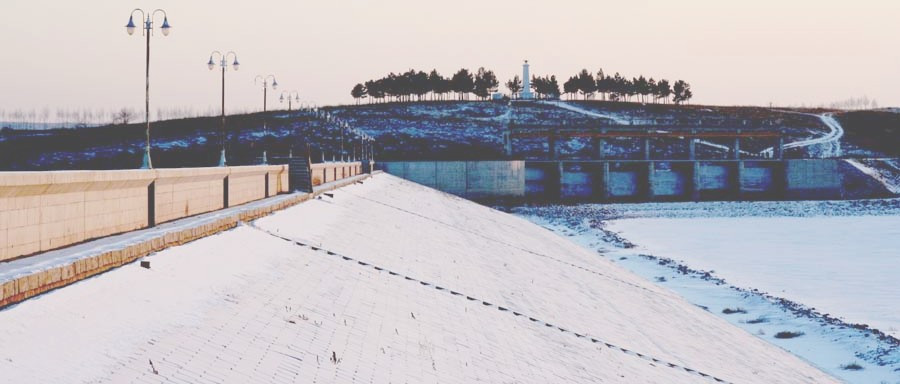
[0,174,837,383]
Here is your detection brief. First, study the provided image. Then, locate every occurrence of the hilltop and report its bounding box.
[0,101,897,170]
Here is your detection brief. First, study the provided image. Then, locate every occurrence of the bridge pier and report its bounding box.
[688,129,697,160]
[548,133,558,160]
[775,135,784,159]
[691,161,701,201]
[601,162,610,200]
[643,138,651,160]
[592,129,607,160]
[503,124,512,157]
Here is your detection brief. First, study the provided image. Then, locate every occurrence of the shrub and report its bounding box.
[722,307,748,315]
[774,331,805,339]
[744,316,769,324]
[839,362,863,371]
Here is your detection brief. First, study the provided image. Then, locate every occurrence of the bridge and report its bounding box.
[503,122,786,160]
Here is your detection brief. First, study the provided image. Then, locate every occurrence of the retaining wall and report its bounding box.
[0,165,289,262]
[0,172,377,309]
[785,159,842,199]
[310,162,363,186]
[382,160,845,203]
[378,161,526,199]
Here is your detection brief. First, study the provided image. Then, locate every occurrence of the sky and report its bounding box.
[0,0,898,121]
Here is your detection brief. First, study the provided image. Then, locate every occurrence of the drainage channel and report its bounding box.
[249,223,733,384]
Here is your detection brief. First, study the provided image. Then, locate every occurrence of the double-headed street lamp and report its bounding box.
[207,51,240,166]
[280,91,299,111]
[280,91,300,158]
[126,8,171,169]
[254,75,277,164]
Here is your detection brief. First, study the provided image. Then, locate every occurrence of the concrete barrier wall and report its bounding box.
[154,168,226,224]
[785,159,842,198]
[608,171,640,197]
[379,161,525,199]
[310,162,363,186]
[466,161,525,198]
[435,162,467,196]
[383,160,844,202]
[525,166,549,196]
[652,169,688,197]
[0,165,291,262]
[698,163,731,191]
[740,162,775,193]
[561,165,594,198]
[0,171,376,309]
[0,171,155,261]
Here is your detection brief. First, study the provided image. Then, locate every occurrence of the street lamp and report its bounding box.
[207,50,239,166]
[279,91,300,111]
[254,75,277,164]
[339,122,346,162]
[126,8,171,169]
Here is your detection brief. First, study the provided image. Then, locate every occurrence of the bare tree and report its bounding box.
[114,107,136,125]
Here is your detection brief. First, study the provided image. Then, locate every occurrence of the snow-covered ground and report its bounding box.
[517,200,900,383]
[0,174,838,383]
[846,158,900,194]
[761,111,844,158]
[607,217,900,337]
[537,100,630,124]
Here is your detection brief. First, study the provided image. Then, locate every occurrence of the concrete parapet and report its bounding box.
[784,159,842,199]
[465,161,525,199]
[378,161,525,200]
[0,170,155,261]
[0,171,376,309]
[0,165,292,262]
[310,162,362,186]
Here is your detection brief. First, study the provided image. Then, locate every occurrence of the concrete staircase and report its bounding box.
[288,157,313,193]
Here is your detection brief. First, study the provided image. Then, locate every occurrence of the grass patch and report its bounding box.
[774,331,805,339]
[839,362,864,371]
[721,307,748,315]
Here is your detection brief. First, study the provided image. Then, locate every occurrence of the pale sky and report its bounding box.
[1,0,898,120]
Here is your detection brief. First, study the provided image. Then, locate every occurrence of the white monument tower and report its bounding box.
[520,60,534,100]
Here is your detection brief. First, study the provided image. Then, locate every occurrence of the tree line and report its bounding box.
[351,68,499,104]
[562,69,691,104]
[352,67,693,105]
[0,105,261,131]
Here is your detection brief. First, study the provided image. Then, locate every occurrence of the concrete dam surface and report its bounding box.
[378,159,850,202]
[0,173,838,383]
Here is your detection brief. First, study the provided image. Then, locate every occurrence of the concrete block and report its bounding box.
[465,161,525,199]
[403,162,438,188]
[435,162,467,196]
[651,168,687,197]
[698,163,731,191]
[608,171,639,197]
[561,165,595,199]
[740,164,774,193]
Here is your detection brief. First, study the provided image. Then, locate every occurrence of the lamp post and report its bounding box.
[279,91,299,112]
[254,75,277,164]
[207,51,240,167]
[126,8,171,169]
[340,122,346,162]
[279,91,299,158]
